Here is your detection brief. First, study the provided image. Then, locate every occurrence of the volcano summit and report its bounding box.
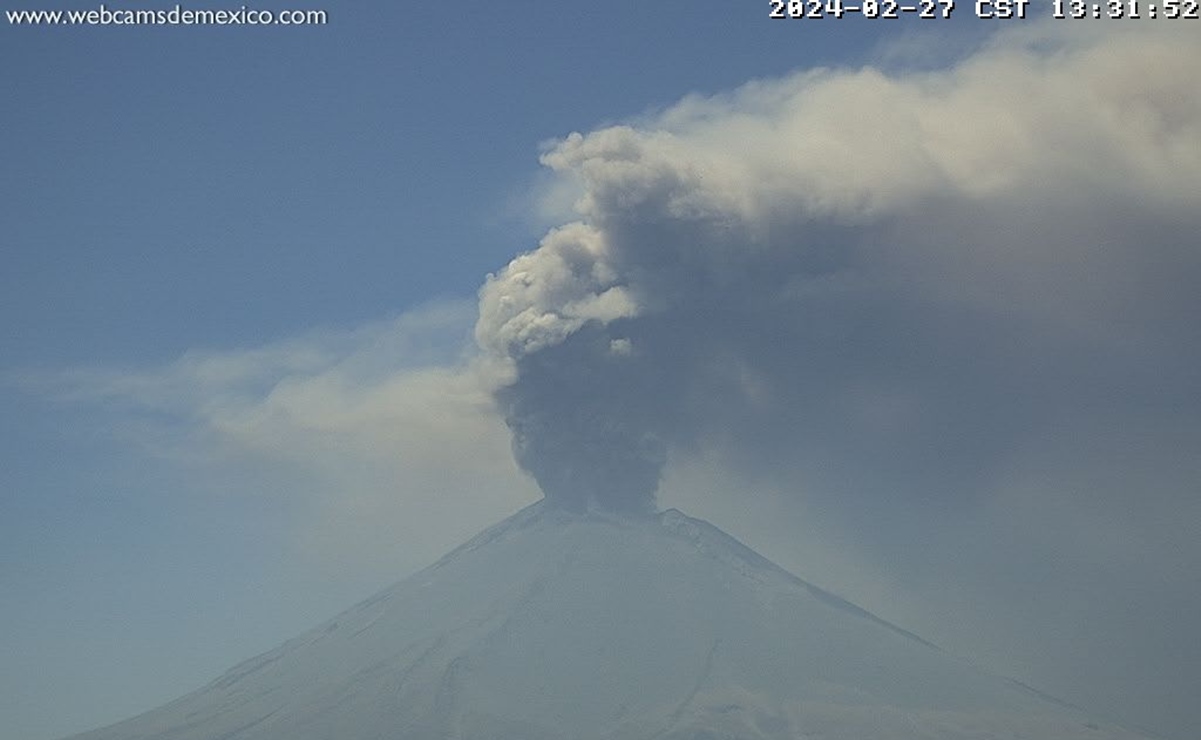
[66,502,1148,740]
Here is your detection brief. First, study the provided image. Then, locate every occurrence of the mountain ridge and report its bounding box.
[65,502,1152,740]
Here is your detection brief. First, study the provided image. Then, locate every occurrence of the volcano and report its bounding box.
[66,503,1149,740]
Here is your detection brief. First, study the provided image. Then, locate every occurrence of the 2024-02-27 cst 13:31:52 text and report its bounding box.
[769,0,1199,17]
[769,0,955,18]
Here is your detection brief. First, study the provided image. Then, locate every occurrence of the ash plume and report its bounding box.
[476,24,1201,519]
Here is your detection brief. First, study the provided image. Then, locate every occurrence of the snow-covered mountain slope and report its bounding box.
[67,502,1150,740]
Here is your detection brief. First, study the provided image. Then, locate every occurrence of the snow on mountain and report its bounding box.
[66,503,1151,740]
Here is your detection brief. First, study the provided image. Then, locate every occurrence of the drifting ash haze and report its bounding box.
[66,503,1151,740]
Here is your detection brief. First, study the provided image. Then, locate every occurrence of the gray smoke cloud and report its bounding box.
[476,23,1201,521]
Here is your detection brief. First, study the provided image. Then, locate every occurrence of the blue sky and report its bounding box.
[4,5,1198,740]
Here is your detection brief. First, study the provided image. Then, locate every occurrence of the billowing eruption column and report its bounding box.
[472,120,814,516]
[474,217,674,515]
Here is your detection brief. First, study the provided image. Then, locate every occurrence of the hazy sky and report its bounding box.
[3,5,1198,740]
